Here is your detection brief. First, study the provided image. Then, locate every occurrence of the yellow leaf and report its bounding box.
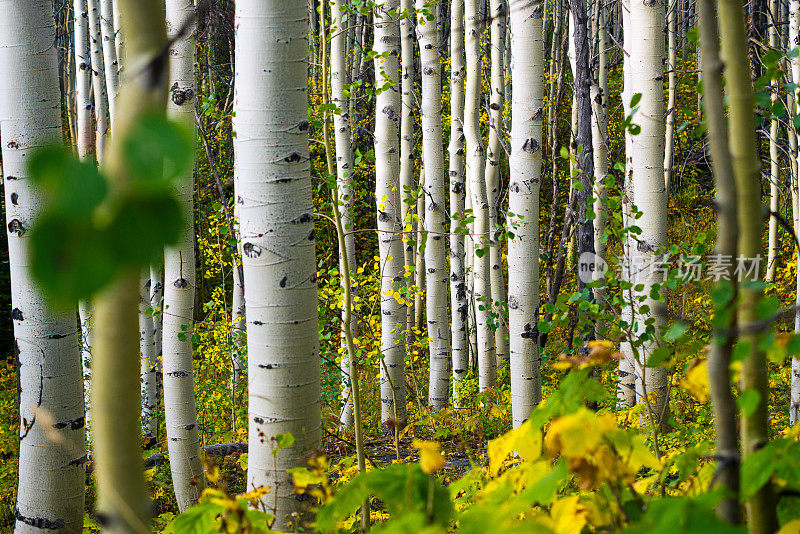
[487,419,542,476]
[778,518,800,534]
[681,358,710,402]
[206,464,221,485]
[549,496,588,534]
[412,439,445,474]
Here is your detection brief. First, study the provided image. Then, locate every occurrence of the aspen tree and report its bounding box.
[400,0,416,330]
[466,0,496,389]
[790,0,800,426]
[150,263,164,379]
[485,0,509,370]
[591,0,608,299]
[87,0,109,158]
[140,273,158,437]
[698,0,741,521]
[618,0,636,408]
[75,0,94,431]
[663,0,676,195]
[766,0,780,282]
[627,0,669,430]
[450,0,469,402]
[330,0,360,428]
[416,0,451,409]
[91,0,168,530]
[508,0,545,427]
[162,0,204,511]
[717,0,778,527]
[373,0,408,424]
[234,1,322,526]
[99,0,119,123]
[2,2,86,531]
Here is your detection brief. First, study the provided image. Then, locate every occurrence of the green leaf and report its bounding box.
[737,389,760,417]
[163,502,225,534]
[273,432,295,455]
[107,193,184,265]
[630,93,642,107]
[29,145,107,216]
[123,112,193,191]
[664,322,688,342]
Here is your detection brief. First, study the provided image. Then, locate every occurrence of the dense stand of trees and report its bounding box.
[3,0,800,531]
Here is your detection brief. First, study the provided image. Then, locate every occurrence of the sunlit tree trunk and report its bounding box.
[2,2,86,531]
[628,0,669,430]
[87,0,109,159]
[235,1,322,527]
[400,0,416,331]
[508,0,545,427]
[790,0,800,427]
[161,0,204,512]
[591,0,608,309]
[717,0,778,528]
[466,0,496,390]
[373,0,408,424]
[766,0,780,282]
[663,0,676,195]
[331,0,359,429]
[99,0,119,124]
[91,0,168,530]
[416,0,451,409]
[450,0,469,404]
[486,0,509,371]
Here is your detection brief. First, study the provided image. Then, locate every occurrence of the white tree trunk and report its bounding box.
[99,0,119,124]
[449,0,469,403]
[591,0,608,310]
[400,0,416,331]
[234,0,322,526]
[75,0,94,432]
[416,0,451,409]
[150,263,164,375]
[331,0,359,428]
[618,0,636,408]
[663,0,676,195]
[766,0,781,282]
[628,0,669,430]
[87,0,109,159]
[508,0,545,428]
[374,0,408,424]
[162,0,203,512]
[486,0,509,371]
[1,1,85,530]
[466,0,496,390]
[140,272,158,437]
[790,0,800,425]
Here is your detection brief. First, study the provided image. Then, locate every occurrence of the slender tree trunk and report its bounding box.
[91,0,169,530]
[591,0,608,309]
[698,0,741,522]
[450,0,469,405]
[162,0,204,512]
[140,272,158,437]
[718,0,778,528]
[87,0,109,159]
[373,0,408,425]
[766,0,781,282]
[466,0,496,390]
[664,0,677,196]
[416,0,451,409]
[400,0,417,332]
[618,0,636,408]
[628,0,669,430]
[331,0,360,429]
[2,2,86,531]
[235,0,322,527]
[486,0,509,371]
[99,0,120,125]
[790,0,800,427]
[509,0,545,427]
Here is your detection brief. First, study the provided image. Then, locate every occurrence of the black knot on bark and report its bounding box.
[10,193,18,205]
[7,219,25,236]
[522,138,540,154]
[170,84,195,106]
[284,152,302,163]
[10,308,23,321]
[173,278,188,288]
